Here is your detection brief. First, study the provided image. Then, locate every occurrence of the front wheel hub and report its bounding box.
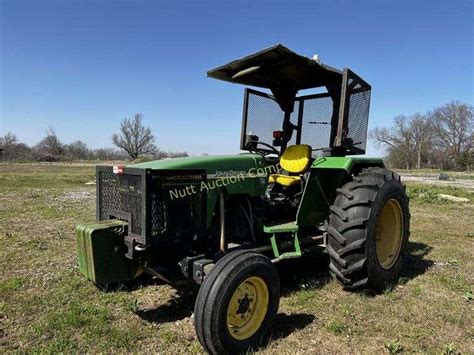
[227,276,269,340]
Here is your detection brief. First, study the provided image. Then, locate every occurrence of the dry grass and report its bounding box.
[395,168,474,180]
[1,163,473,353]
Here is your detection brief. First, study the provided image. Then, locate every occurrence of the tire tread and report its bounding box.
[327,167,410,291]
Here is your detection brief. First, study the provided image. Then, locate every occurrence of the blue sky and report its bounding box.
[1,0,472,156]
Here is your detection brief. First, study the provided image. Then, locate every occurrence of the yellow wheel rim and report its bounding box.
[226,276,269,340]
[376,199,403,269]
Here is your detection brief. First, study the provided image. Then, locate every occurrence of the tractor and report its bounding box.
[76,44,410,353]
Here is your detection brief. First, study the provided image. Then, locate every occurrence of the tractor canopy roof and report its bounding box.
[207,44,343,112]
[208,44,371,156]
[207,44,342,90]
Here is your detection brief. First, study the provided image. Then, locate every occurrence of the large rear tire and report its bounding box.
[327,167,410,291]
[194,250,280,354]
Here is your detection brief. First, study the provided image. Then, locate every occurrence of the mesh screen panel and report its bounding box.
[97,167,206,243]
[149,172,206,237]
[299,94,334,157]
[244,90,299,150]
[345,75,371,152]
[243,90,335,157]
[97,170,143,236]
[241,72,371,156]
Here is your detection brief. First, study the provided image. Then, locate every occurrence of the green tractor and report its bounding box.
[76,44,410,353]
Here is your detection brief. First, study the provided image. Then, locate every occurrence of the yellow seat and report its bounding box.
[269,144,311,187]
[269,174,301,186]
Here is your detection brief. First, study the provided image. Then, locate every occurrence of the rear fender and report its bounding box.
[296,157,385,227]
[311,156,385,173]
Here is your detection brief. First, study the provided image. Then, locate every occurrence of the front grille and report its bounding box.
[96,166,206,244]
[148,171,207,237]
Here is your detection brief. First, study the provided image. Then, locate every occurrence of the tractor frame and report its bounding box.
[76,44,410,353]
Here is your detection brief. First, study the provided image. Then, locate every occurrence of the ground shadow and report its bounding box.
[136,291,196,324]
[400,241,434,281]
[136,242,432,327]
[277,249,332,296]
[268,313,316,343]
[277,241,434,299]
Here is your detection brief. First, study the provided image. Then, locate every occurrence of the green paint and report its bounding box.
[263,220,298,233]
[264,221,302,260]
[297,169,346,226]
[269,233,302,260]
[270,235,279,257]
[131,153,277,226]
[297,156,385,226]
[312,156,385,171]
[130,154,383,229]
[76,220,139,285]
[131,153,264,171]
[293,233,302,255]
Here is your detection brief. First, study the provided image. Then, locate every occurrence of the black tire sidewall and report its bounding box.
[215,260,279,351]
[196,251,280,354]
[365,179,410,288]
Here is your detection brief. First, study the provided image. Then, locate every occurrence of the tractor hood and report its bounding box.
[130,153,270,176]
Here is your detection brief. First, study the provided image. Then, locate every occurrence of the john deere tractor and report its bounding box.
[76,44,410,353]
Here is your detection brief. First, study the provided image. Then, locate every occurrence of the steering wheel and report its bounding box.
[248,141,279,156]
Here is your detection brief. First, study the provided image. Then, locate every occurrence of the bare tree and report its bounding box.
[0,132,34,161]
[33,127,65,161]
[370,115,416,169]
[0,131,18,147]
[370,102,473,170]
[91,147,128,160]
[0,132,19,161]
[410,114,433,169]
[112,114,157,159]
[429,101,473,170]
[66,140,90,160]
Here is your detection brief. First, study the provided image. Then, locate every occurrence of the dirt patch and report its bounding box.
[60,190,94,202]
[400,174,474,190]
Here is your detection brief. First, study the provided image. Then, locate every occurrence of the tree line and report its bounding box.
[2,104,472,170]
[0,114,189,162]
[370,101,473,171]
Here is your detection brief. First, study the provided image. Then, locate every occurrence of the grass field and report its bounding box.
[1,163,473,353]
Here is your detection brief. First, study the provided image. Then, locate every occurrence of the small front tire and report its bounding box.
[194,250,280,354]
